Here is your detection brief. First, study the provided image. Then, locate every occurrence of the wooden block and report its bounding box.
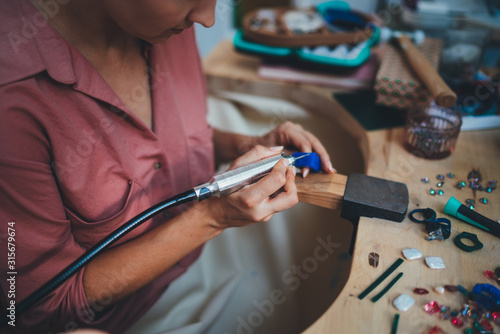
[295,173,348,210]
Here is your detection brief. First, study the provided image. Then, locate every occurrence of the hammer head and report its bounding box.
[340,173,409,223]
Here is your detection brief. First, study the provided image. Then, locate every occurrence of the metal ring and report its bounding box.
[409,208,437,223]
[454,232,483,252]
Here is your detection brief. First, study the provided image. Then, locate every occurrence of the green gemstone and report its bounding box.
[437,190,444,195]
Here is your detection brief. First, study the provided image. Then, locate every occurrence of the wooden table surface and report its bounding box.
[203,41,500,334]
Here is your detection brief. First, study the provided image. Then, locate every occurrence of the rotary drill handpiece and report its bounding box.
[193,153,305,200]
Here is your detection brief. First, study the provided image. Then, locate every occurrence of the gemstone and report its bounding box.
[434,286,445,294]
[463,301,484,319]
[456,181,466,189]
[402,248,422,260]
[451,310,460,317]
[469,205,475,210]
[421,177,430,183]
[451,316,465,328]
[429,188,436,195]
[413,288,429,295]
[446,173,455,178]
[437,182,444,187]
[425,256,445,269]
[488,180,497,186]
[492,312,500,325]
[485,270,497,279]
[424,301,441,314]
[486,187,493,193]
[393,293,415,311]
[437,190,444,196]
[437,174,445,180]
[444,285,458,292]
[427,326,445,334]
[440,305,451,320]
[466,199,475,205]
[479,198,488,204]
[477,185,484,191]
[475,319,493,332]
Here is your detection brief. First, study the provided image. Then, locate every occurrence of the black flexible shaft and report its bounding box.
[4,188,203,326]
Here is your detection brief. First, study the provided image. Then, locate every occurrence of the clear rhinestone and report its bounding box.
[446,173,455,178]
[437,182,444,187]
[421,177,430,183]
[479,198,488,204]
[437,174,445,180]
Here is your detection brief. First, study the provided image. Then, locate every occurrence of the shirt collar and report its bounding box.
[0,0,77,86]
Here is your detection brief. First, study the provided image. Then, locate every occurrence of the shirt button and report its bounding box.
[154,162,162,170]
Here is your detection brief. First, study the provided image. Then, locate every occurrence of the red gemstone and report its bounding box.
[413,287,429,295]
[485,270,498,279]
[492,312,500,325]
[451,316,465,328]
[477,319,493,332]
[424,301,441,315]
[444,285,458,292]
[427,326,445,334]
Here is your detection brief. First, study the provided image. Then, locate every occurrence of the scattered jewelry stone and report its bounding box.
[444,285,459,292]
[492,311,500,325]
[393,293,415,312]
[421,177,430,183]
[479,198,488,204]
[436,174,445,180]
[440,305,451,320]
[368,252,379,268]
[427,326,445,334]
[475,320,493,333]
[486,187,493,193]
[429,188,436,195]
[402,248,422,260]
[466,199,475,206]
[446,173,455,178]
[451,316,465,328]
[469,204,475,210]
[456,181,466,189]
[434,286,445,294]
[437,190,444,196]
[424,301,441,315]
[413,288,429,295]
[450,309,460,317]
[436,182,444,187]
[485,270,497,280]
[426,257,445,269]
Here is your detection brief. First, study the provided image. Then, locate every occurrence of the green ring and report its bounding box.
[454,232,483,252]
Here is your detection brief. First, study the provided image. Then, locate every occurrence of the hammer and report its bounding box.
[295,172,409,222]
[380,27,457,108]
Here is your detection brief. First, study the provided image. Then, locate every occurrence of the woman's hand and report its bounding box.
[198,145,298,230]
[255,121,336,177]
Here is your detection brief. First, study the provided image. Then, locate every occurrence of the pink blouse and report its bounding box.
[0,0,214,332]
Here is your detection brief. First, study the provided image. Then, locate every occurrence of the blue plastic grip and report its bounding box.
[293,152,321,172]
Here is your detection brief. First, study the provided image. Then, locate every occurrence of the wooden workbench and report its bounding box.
[203,41,500,334]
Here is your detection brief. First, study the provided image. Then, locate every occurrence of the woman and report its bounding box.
[0,0,335,332]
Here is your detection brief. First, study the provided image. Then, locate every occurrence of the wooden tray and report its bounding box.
[242,6,377,47]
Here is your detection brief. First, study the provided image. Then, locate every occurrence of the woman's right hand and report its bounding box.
[196,145,298,230]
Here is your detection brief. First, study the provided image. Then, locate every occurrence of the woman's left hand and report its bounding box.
[254,121,336,177]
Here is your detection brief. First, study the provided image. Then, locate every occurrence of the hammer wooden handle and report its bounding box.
[397,35,457,108]
[295,173,347,210]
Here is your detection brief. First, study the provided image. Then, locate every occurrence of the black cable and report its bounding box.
[3,188,205,326]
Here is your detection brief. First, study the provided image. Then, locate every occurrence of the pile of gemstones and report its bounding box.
[420,170,496,209]
[420,273,500,333]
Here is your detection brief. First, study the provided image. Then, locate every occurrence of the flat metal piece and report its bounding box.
[341,172,409,222]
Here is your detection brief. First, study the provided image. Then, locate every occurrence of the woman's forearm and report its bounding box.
[213,129,256,165]
[82,204,221,305]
